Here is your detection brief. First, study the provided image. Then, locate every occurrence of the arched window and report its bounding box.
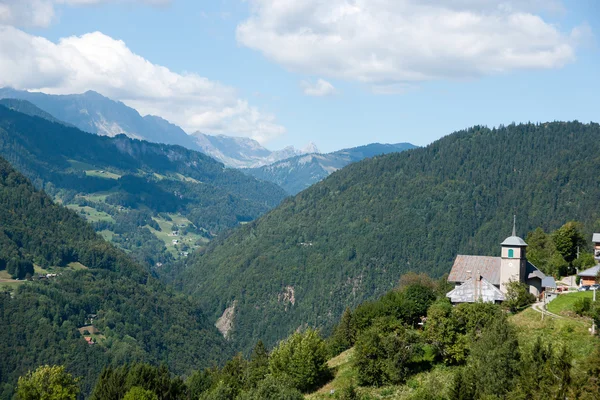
[508,249,514,258]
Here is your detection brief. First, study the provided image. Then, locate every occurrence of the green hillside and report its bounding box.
[180,121,600,352]
[0,156,230,398]
[0,103,287,269]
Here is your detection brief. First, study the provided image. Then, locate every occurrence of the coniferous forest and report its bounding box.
[0,156,230,398]
[176,121,600,351]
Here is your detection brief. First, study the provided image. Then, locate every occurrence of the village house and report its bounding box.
[578,265,599,286]
[575,233,600,286]
[446,219,556,303]
[594,233,600,261]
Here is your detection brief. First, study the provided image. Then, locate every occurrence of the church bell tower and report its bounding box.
[499,216,528,293]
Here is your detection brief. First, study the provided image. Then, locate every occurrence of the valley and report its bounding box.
[0,1,598,398]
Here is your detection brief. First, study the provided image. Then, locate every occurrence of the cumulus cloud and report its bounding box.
[237,0,586,91]
[301,78,336,96]
[0,26,285,142]
[0,0,170,27]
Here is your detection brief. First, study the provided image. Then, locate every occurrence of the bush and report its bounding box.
[574,297,592,316]
[237,375,303,400]
[354,326,423,387]
[269,329,332,392]
[504,280,535,313]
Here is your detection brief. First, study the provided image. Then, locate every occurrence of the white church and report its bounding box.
[446,220,556,303]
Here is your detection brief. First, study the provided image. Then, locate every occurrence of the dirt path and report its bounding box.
[531,301,565,319]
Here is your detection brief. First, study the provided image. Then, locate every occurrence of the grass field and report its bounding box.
[148,214,208,257]
[67,262,88,270]
[85,170,121,179]
[82,192,114,202]
[99,229,114,242]
[511,307,596,366]
[547,291,595,315]
[0,280,25,291]
[67,159,121,180]
[66,205,114,223]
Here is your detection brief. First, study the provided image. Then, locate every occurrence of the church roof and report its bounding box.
[448,255,501,285]
[448,255,546,286]
[501,236,528,246]
[446,277,506,303]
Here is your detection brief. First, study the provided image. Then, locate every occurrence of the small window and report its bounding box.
[508,249,514,258]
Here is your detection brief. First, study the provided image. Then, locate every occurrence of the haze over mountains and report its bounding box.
[0,88,321,169]
[246,142,417,194]
[191,131,320,168]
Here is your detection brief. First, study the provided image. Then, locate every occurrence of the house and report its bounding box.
[447,219,556,303]
[593,233,600,261]
[578,265,600,286]
[84,337,95,345]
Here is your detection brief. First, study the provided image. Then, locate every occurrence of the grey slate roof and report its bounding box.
[448,255,501,285]
[578,265,600,277]
[542,276,557,288]
[593,233,600,243]
[526,262,545,280]
[449,256,547,287]
[447,277,506,303]
[501,236,528,246]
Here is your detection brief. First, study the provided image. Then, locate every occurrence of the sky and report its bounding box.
[0,0,598,153]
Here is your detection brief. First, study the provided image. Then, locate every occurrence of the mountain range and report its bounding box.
[176,121,600,352]
[245,142,417,194]
[0,102,286,269]
[191,131,320,168]
[0,88,319,169]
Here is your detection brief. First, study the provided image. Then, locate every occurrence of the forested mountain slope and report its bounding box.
[245,142,417,194]
[0,87,201,150]
[0,156,230,399]
[181,122,600,352]
[0,104,287,268]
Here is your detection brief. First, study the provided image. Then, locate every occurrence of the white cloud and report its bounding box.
[0,0,170,27]
[237,0,586,92]
[301,78,336,96]
[0,26,285,142]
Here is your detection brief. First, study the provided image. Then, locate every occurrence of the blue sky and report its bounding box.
[0,0,598,152]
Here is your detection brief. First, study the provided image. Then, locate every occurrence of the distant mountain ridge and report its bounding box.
[0,87,202,150]
[0,87,321,169]
[191,131,320,168]
[245,142,417,194]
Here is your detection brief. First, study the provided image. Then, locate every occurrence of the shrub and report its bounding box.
[354,326,423,387]
[269,329,332,392]
[573,297,592,316]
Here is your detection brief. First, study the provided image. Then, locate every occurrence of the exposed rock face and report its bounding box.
[278,286,296,311]
[215,301,237,339]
